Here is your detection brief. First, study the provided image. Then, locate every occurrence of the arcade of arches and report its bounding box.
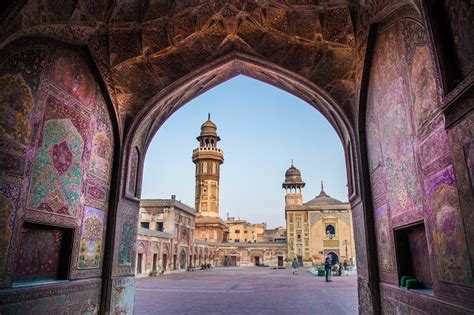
[0,1,472,314]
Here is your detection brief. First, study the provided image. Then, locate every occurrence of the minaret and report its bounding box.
[282,161,305,207]
[192,114,224,218]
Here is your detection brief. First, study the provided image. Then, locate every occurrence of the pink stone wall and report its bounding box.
[0,39,114,312]
[365,6,473,307]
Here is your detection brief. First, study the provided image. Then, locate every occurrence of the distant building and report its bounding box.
[257,226,287,243]
[283,163,356,267]
[225,219,285,244]
[136,198,216,276]
[217,242,287,267]
[136,117,355,274]
[226,218,255,243]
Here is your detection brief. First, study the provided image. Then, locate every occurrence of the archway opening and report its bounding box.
[132,74,360,313]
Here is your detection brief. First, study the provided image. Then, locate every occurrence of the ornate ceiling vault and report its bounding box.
[1,0,357,130]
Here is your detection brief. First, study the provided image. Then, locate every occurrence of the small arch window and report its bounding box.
[326,224,336,238]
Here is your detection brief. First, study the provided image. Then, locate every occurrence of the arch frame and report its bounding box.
[120,50,379,312]
[123,52,361,203]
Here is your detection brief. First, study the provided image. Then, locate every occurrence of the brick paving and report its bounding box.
[135,267,358,315]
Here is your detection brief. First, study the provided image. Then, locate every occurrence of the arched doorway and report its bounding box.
[162,245,169,271]
[180,249,186,270]
[327,252,339,265]
[173,247,178,270]
[136,243,146,275]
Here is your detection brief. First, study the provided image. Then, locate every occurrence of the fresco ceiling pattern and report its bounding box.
[1,0,357,126]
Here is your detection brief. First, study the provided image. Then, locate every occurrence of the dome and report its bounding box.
[304,181,344,206]
[201,119,216,130]
[197,114,220,140]
[282,163,305,187]
[285,165,301,178]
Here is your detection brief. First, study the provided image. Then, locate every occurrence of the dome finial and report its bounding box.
[317,180,328,197]
[208,112,211,120]
[291,159,294,166]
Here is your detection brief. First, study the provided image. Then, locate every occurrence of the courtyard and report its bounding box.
[134,267,358,315]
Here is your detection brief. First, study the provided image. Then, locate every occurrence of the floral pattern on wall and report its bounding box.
[119,222,135,266]
[78,205,105,269]
[27,119,84,216]
[0,182,21,274]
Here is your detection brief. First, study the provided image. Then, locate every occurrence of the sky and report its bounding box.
[141,75,347,228]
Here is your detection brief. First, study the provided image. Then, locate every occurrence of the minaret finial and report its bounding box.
[291,159,294,166]
[208,113,211,120]
[321,180,324,192]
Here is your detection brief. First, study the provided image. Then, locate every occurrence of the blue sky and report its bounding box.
[141,75,347,228]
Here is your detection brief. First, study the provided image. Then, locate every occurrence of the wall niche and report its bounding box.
[13,222,73,286]
[394,222,433,289]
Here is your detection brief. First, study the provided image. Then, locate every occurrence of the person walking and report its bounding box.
[291,258,299,275]
[343,260,348,276]
[324,257,332,282]
[338,262,343,276]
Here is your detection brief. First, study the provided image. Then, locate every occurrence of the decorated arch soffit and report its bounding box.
[1,0,359,139]
[127,52,362,201]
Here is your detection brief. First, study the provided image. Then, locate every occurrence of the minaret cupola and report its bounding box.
[197,113,220,147]
[282,161,305,206]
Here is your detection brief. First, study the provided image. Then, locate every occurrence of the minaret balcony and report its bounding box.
[193,147,223,154]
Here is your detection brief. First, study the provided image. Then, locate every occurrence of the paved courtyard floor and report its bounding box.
[135,267,358,315]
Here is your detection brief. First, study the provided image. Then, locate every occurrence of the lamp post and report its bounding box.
[343,239,349,263]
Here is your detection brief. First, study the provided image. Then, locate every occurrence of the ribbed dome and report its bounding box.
[282,163,305,187]
[285,165,301,179]
[201,119,216,130]
[197,114,220,140]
